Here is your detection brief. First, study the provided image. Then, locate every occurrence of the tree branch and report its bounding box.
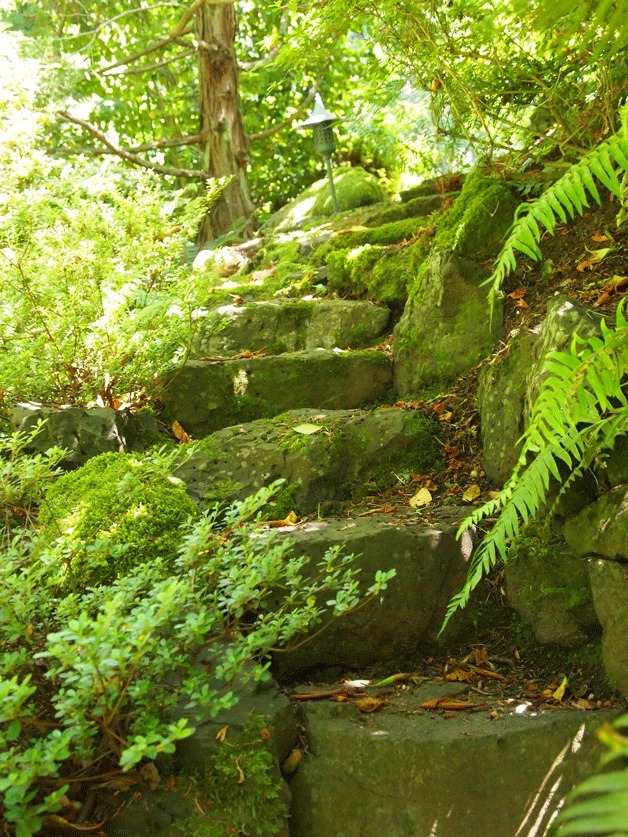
[57,112,205,179]
[99,31,194,75]
[247,63,329,142]
[105,47,196,76]
[239,5,290,72]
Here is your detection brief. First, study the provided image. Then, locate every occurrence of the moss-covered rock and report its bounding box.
[311,217,426,265]
[365,192,455,226]
[505,523,599,647]
[174,407,441,514]
[394,250,503,394]
[160,350,393,437]
[265,166,387,232]
[39,452,199,588]
[326,239,428,306]
[431,167,519,262]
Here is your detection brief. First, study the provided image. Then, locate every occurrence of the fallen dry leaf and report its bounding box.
[172,420,192,443]
[466,646,489,666]
[281,748,304,775]
[265,510,299,528]
[576,247,612,271]
[462,484,481,502]
[420,697,475,711]
[409,487,432,508]
[215,725,229,743]
[552,677,569,702]
[139,762,160,791]
[444,667,476,683]
[355,696,388,713]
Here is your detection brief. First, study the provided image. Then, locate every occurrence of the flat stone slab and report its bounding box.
[161,350,393,437]
[10,402,159,468]
[290,695,617,837]
[270,515,471,676]
[192,299,390,357]
[174,407,440,514]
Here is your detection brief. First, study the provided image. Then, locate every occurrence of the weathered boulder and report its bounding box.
[364,191,457,225]
[290,689,616,837]
[394,250,503,394]
[399,173,465,202]
[524,295,604,415]
[173,407,440,514]
[161,349,393,437]
[191,299,390,358]
[479,296,605,486]
[563,485,627,561]
[477,331,538,484]
[10,402,160,468]
[588,558,628,696]
[504,525,599,647]
[270,514,470,676]
[325,239,426,307]
[265,166,387,233]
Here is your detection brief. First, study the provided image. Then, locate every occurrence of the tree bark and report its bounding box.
[196,1,256,245]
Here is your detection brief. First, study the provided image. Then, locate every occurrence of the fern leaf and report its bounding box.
[483,126,628,305]
[442,306,628,633]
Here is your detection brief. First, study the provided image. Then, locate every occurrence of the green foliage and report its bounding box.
[0,434,395,831]
[282,0,626,161]
[442,300,628,630]
[38,450,200,589]
[0,423,65,538]
[178,716,288,837]
[486,118,628,307]
[552,713,628,836]
[0,153,213,404]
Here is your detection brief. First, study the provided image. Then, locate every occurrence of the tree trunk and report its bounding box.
[195,1,256,246]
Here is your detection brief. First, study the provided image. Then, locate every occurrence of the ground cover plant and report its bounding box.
[0,431,394,833]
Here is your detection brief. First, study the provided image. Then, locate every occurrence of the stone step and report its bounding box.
[174,407,440,515]
[161,349,393,437]
[290,696,615,837]
[192,298,390,358]
[270,514,472,677]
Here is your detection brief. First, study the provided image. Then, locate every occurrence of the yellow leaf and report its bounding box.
[281,748,303,775]
[552,677,568,702]
[172,420,192,443]
[409,487,432,508]
[215,725,229,743]
[355,696,388,713]
[462,484,481,502]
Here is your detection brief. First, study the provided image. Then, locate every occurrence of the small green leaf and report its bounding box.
[293,423,322,435]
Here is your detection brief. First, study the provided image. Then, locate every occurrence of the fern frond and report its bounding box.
[484,129,628,309]
[442,302,628,633]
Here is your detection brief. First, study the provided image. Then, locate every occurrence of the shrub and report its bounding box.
[0,436,395,832]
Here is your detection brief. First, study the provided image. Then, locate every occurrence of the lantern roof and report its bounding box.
[296,94,340,129]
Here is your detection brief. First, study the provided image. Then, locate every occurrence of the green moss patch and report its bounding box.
[326,238,428,306]
[265,166,387,232]
[39,452,199,588]
[432,167,519,261]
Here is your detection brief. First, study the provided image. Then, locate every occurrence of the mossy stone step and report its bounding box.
[161,350,393,437]
[173,407,440,515]
[192,298,390,359]
[290,700,616,837]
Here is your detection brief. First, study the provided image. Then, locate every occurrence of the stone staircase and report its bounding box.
[11,173,624,835]
[153,295,613,836]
